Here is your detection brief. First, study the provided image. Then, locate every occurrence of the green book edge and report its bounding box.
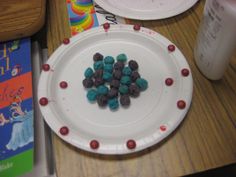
[0,149,33,177]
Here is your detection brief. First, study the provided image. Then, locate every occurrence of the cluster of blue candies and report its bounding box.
[82,53,148,110]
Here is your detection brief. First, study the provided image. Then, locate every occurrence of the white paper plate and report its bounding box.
[38,24,193,155]
[94,0,198,20]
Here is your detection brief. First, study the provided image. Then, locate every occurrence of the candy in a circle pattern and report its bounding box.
[108,98,119,110]
[93,52,103,62]
[128,60,139,71]
[120,95,131,106]
[97,95,108,107]
[82,53,148,110]
[84,67,94,78]
[136,78,148,91]
[83,78,93,88]
[116,53,127,63]
[86,89,97,102]
[114,61,125,71]
[122,66,132,76]
[104,56,115,64]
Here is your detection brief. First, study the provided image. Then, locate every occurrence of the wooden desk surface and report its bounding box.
[0,0,46,41]
[47,1,236,177]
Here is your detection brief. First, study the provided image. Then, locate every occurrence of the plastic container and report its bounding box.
[194,0,236,80]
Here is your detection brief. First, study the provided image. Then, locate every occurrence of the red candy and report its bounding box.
[133,24,141,31]
[103,23,110,31]
[126,139,136,149]
[60,126,69,135]
[165,78,174,86]
[181,68,190,77]
[168,44,175,52]
[90,140,99,149]
[160,125,167,131]
[63,38,70,45]
[42,64,50,71]
[39,97,48,106]
[59,81,68,89]
[177,100,186,109]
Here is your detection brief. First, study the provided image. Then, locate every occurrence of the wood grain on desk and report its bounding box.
[47,1,236,177]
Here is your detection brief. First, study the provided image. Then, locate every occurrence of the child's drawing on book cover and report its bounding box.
[0,96,33,151]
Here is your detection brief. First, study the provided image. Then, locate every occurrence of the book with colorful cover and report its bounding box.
[0,38,34,177]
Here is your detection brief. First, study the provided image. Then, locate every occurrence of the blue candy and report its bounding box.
[119,85,129,94]
[84,67,94,78]
[108,98,119,110]
[136,78,148,91]
[86,89,97,101]
[97,85,109,95]
[122,66,132,76]
[104,56,115,64]
[116,53,127,63]
[93,61,104,70]
[104,64,113,73]
[103,72,113,82]
[120,76,131,85]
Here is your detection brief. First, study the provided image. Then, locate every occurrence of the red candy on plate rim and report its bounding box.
[168,44,175,52]
[126,139,136,149]
[90,140,99,149]
[60,126,69,135]
[181,68,190,77]
[63,38,70,45]
[59,81,68,89]
[177,100,186,109]
[42,64,50,71]
[103,23,110,30]
[165,78,174,86]
[133,24,141,31]
[39,97,48,106]
[160,125,167,131]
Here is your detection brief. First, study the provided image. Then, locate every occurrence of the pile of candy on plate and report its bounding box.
[82,52,148,110]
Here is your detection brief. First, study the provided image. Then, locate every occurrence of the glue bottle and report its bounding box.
[194,0,236,80]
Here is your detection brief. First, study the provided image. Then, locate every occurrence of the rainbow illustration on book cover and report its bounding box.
[0,38,33,177]
[66,0,99,35]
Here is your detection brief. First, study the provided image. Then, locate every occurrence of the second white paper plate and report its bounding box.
[94,0,198,20]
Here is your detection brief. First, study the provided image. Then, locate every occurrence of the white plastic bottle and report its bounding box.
[194,0,236,80]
